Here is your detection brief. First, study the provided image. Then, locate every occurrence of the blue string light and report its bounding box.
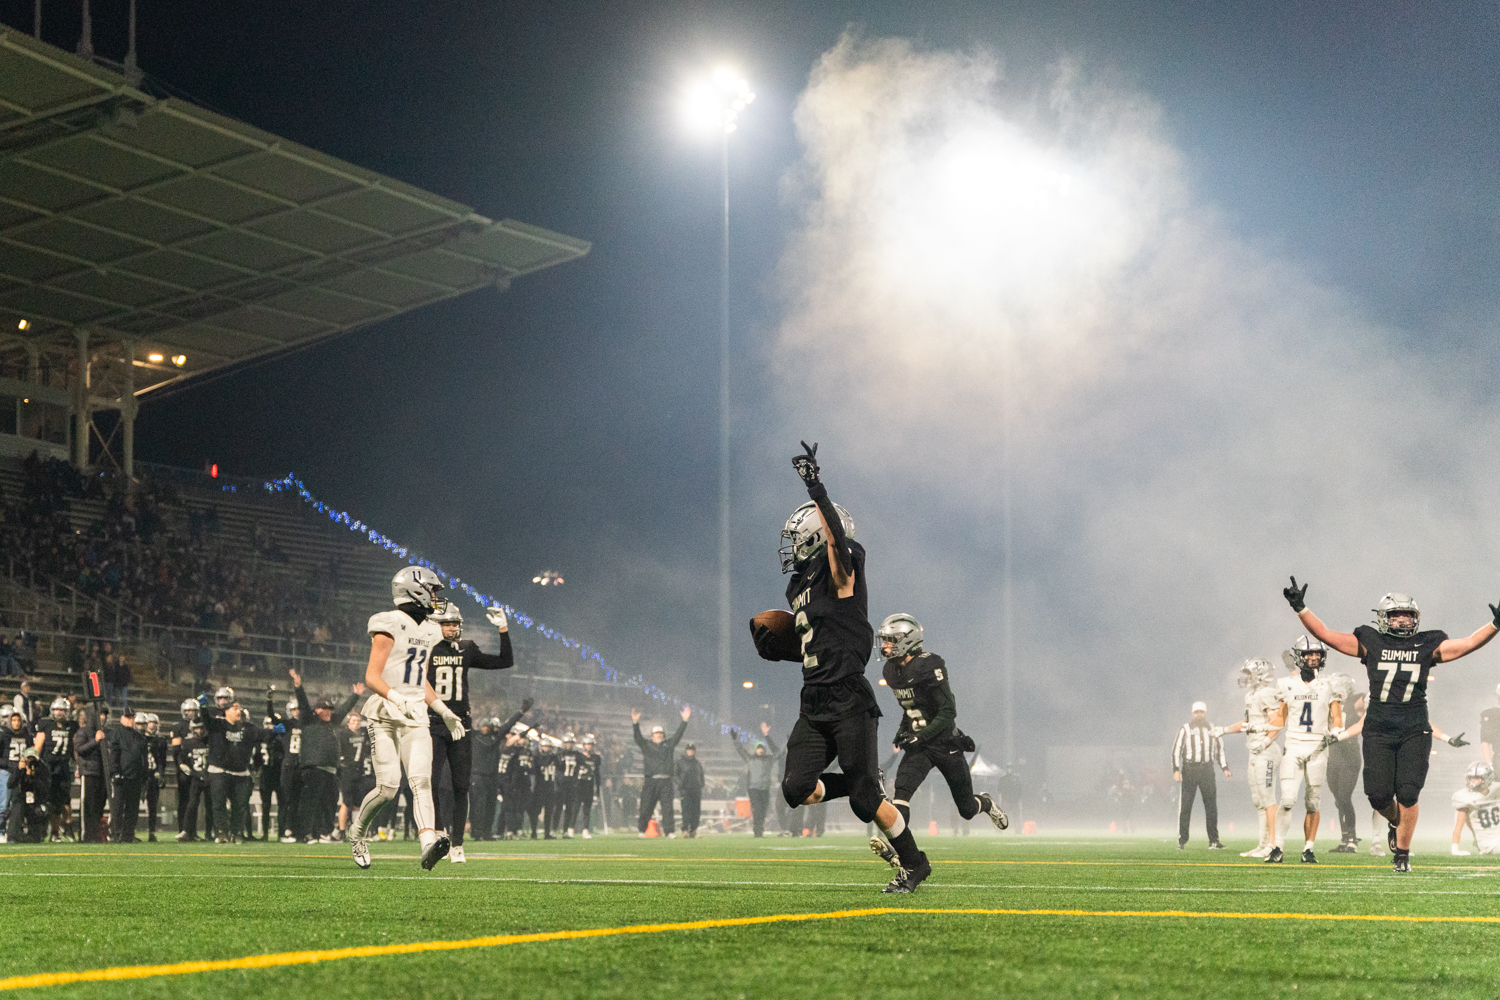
[260,474,747,740]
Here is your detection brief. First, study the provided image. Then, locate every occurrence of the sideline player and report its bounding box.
[1283,581,1496,871]
[1216,659,1283,857]
[425,602,517,863]
[874,613,1007,849]
[751,442,930,892]
[34,697,76,842]
[1263,638,1342,864]
[1450,762,1500,856]
[347,566,468,871]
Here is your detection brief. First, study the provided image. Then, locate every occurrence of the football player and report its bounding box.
[1481,686,1500,765]
[425,602,518,863]
[752,442,929,892]
[1214,659,1283,857]
[142,714,167,843]
[1262,637,1342,864]
[532,733,559,840]
[33,697,76,842]
[1324,678,1363,852]
[1450,762,1500,856]
[1283,581,1495,871]
[575,734,601,838]
[171,698,199,839]
[557,733,583,838]
[873,614,1007,851]
[347,566,467,871]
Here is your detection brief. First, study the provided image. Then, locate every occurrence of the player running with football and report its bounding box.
[425,601,520,863]
[1283,581,1495,871]
[751,442,930,892]
[347,567,468,871]
[872,614,1007,855]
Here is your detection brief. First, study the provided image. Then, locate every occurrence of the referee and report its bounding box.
[1173,701,1229,850]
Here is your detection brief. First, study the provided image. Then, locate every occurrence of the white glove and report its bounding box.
[486,606,508,629]
[1208,726,1225,739]
[443,715,466,741]
[385,690,426,726]
[1452,844,1471,856]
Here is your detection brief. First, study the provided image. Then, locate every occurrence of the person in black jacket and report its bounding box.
[7,748,49,843]
[74,708,106,843]
[632,707,690,837]
[289,668,362,843]
[200,697,269,844]
[676,743,706,838]
[468,718,501,841]
[108,709,149,843]
[176,721,210,842]
[141,714,169,842]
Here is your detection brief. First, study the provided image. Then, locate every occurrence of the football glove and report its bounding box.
[443,715,466,741]
[1283,576,1308,613]
[486,606,508,629]
[1448,732,1469,747]
[384,691,425,727]
[1208,726,1226,739]
[792,440,821,486]
[1318,733,1340,751]
[1491,602,1500,629]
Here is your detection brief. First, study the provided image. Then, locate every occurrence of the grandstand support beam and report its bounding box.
[25,341,40,383]
[121,338,137,478]
[73,327,90,469]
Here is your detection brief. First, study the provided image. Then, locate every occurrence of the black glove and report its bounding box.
[520,698,534,713]
[1448,732,1469,748]
[792,441,820,486]
[896,731,919,748]
[1284,576,1308,613]
[1489,603,1500,629]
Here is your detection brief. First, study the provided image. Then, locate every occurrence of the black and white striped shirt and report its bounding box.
[1172,722,1226,770]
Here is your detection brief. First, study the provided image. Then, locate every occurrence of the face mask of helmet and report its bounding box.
[1373,593,1420,638]
[778,501,856,574]
[876,614,923,660]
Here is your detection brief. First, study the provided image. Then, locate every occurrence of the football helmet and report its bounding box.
[179,698,199,717]
[582,734,595,747]
[1324,672,1356,705]
[563,732,576,746]
[1237,658,1275,689]
[1287,635,1328,673]
[1373,593,1419,637]
[215,686,234,704]
[1467,761,1494,794]
[779,500,856,574]
[430,601,464,639]
[286,698,298,714]
[526,728,539,742]
[50,697,68,721]
[876,614,923,660]
[392,566,444,610]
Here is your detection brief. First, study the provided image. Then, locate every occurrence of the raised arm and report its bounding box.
[1282,578,1360,657]
[1435,606,1500,662]
[793,442,854,596]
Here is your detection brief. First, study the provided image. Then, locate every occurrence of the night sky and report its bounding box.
[6,2,1497,759]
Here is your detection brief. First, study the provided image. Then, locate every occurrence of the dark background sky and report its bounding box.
[5,1,1496,758]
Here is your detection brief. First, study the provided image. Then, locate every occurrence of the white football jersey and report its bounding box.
[1244,685,1283,752]
[367,609,443,701]
[1452,784,1500,854]
[1276,674,1340,739]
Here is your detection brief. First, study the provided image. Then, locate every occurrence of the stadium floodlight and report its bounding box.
[147,352,164,363]
[742,681,754,689]
[171,355,186,367]
[16,319,27,330]
[532,570,565,587]
[683,67,755,134]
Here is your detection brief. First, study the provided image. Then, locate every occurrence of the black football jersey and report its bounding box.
[181,736,209,776]
[36,719,77,766]
[0,726,30,768]
[427,634,514,724]
[577,752,600,784]
[786,538,875,687]
[1354,626,1446,716]
[883,653,962,742]
[537,750,558,785]
[558,748,583,781]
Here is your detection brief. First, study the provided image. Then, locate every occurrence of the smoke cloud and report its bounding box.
[767,34,1500,763]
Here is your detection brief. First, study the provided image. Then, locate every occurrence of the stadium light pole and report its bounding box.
[685,69,754,724]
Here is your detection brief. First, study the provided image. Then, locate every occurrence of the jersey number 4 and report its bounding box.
[403,647,429,685]
[1299,702,1314,732]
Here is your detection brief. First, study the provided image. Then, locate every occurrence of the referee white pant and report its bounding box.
[351,696,436,840]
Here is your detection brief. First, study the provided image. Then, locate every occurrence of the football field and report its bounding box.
[2,833,1497,998]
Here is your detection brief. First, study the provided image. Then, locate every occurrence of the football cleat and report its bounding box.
[1393,853,1411,873]
[351,838,371,870]
[881,853,933,894]
[869,836,901,870]
[175,831,189,842]
[1240,844,1270,858]
[1330,842,1356,853]
[1369,842,1385,857]
[980,793,1009,831]
[449,846,467,864]
[1300,848,1317,864]
[565,829,574,839]
[1451,844,1471,856]
[1208,842,1225,850]
[1264,846,1284,863]
[421,835,451,870]
[581,829,592,839]
[1388,824,1398,852]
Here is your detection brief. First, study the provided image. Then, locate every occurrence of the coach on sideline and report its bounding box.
[1173,701,1229,850]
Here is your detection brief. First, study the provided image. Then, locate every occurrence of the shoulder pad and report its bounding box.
[914,653,947,683]
[368,610,402,637]
[1454,788,1477,810]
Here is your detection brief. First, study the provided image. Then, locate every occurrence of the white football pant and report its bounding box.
[1246,744,1282,811]
[351,698,435,840]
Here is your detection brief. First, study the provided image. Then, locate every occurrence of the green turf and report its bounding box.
[2,833,1497,998]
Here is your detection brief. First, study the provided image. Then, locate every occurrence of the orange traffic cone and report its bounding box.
[1022,821,1037,835]
[646,818,662,838]
[928,820,939,836]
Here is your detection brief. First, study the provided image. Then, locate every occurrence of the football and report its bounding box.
[749,608,801,662]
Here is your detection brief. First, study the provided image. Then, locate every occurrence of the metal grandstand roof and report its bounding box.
[0,28,590,396]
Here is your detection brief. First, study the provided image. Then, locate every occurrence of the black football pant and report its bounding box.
[431,728,474,845]
[781,711,884,823]
[181,777,209,838]
[1177,762,1219,845]
[279,761,302,839]
[572,780,596,832]
[300,767,339,840]
[1327,739,1362,843]
[748,788,770,836]
[638,777,675,834]
[894,739,978,819]
[259,770,281,839]
[680,792,702,836]
[530,784,555,837]
[210,772,253,841]
[111,776,143,842]
[469,776,497,840]
[144,777,160,835]
[557,778,580,831]
[502,785,529,837]
[176,772,193,833]
[80,774,107,842]
[1362,723,1432,811]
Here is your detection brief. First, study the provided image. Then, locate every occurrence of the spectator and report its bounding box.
[734,723,781,838]
[675,743,705,839]
[7,749,47,843]
[193,642,213,694]
[631,707,690,838]
[1481,685,1500,765]
[12,681,37,726]
[15,631,36,675]
[1172,701,1230,850]
[75,709,107,843]
[0,707,31,842]
[108,709,148,843]
[0,635,17,678]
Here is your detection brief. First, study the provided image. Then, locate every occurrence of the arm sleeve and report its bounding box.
[1172,726,1185,770]
[735,742,751,761]
[1213,734,1227,769]
[294,685,314,720]
[499,709,526,734]
[805,481,852,578]
[466,633,514,671]
[632,723,648,750]
[332,693,360,726]
[910,681,957,747]
[667,720,688,749]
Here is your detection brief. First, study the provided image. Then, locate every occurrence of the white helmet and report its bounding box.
[180,698,199,716]
[1373,593,1419,637]
[1467,761,1495,793]
[215,686,234,703]
[1284,635,1328,673]
[430,601,464,638]
[876,614,923,660]
[50,697,68,721]
[286,699,298,714]
[392,566,444,610]
[1237,658,1275,689]
[779,500,855,574]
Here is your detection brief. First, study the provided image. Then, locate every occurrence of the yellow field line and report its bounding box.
[3,906,1497,992]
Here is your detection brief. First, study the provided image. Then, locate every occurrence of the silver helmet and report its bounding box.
[180,698,199,717]
[1373,593,1419,637]
[1286,635,1328,673]
[779,501,855,574]
[285,698,299,714]
[430,601,464,639]
[1467,760,1494,793]
[50,697,68,721]
[1237,658,1275,690]
[392,566,444,610]
[876,614,924,660]
[215,686,234,704]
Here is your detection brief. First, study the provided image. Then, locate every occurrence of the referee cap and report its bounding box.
[1191,701,1207,714]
